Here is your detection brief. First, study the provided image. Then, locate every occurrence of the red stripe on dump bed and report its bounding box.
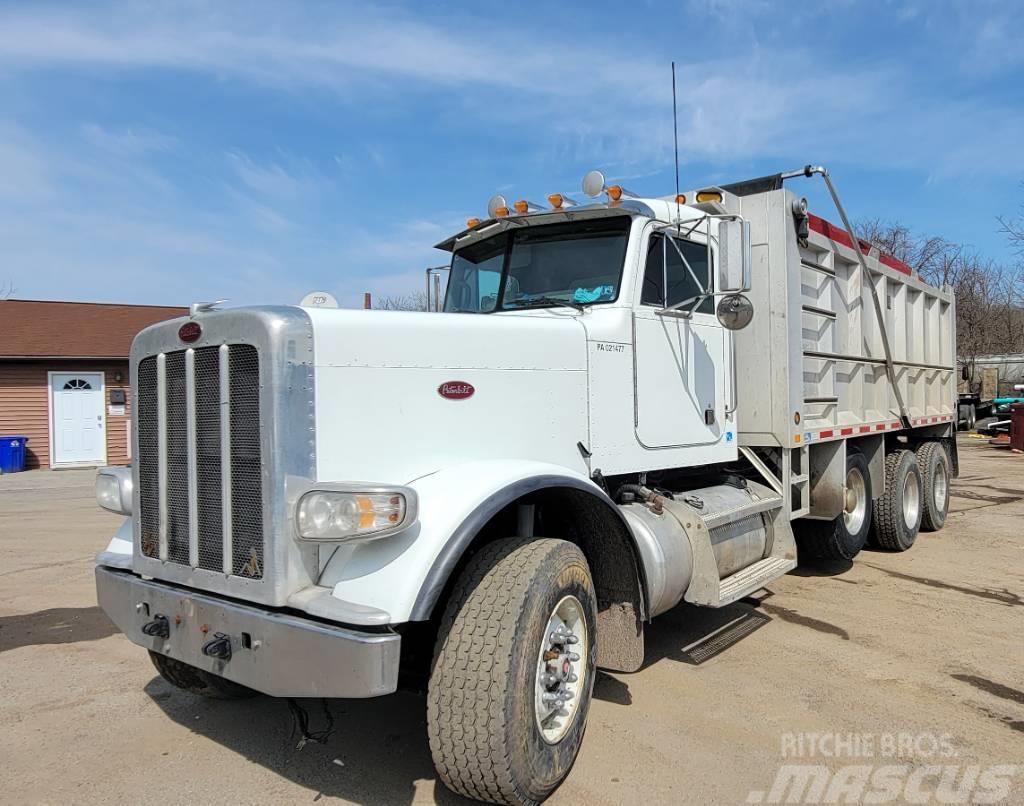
[875,423,886,431]
[807,213,913,277]
[841,427,854,436]
[859,425,871,433]
[878,252,913,277]
[891,421,901,429]
[819,429,833,438]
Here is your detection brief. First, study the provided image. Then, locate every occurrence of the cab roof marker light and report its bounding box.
[547,193,579,209]
[512,199,544,215]
[466,217,482,228]
[696,190,723,203]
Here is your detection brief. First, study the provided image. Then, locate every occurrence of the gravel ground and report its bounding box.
[1,437,1022,804]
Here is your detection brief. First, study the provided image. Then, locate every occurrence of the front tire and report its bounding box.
[916,442,951,531]
[795,450,872,561]
[869,450,924,551]
[427,538,597,805]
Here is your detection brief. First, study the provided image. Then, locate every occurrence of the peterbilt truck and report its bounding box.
[94,165,958,805]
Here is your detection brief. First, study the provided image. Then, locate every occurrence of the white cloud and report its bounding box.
[81,123,176,155]
[0,2,1020,177]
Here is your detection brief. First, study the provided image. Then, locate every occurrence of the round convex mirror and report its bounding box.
[487,194,508,218]
[717,293,754,330]
[581,170,606,197]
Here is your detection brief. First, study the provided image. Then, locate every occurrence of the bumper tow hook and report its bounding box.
[141,615,170,639]
[202,633,233,661]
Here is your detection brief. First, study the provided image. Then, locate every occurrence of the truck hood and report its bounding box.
[305,308,591,483]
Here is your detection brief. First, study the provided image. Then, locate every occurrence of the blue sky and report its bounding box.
[0,0,1022,309]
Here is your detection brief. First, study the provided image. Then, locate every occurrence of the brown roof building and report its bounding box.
[0,300,187,470]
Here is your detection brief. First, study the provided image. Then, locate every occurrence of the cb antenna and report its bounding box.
[671,61,681,232]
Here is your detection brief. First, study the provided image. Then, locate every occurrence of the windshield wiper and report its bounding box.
[508,297,585,313]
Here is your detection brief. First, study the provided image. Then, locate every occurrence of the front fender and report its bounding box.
[96,517,133,570]
[319,460,617,624]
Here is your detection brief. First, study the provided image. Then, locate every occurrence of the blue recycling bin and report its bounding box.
[0,436,28,473]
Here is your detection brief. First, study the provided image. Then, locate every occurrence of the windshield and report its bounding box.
[444,217,631,313]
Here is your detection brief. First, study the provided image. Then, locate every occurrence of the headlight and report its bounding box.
[96,467,132,515]
[296,488,414,541]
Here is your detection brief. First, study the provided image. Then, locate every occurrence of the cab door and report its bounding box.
[633,230,727,449]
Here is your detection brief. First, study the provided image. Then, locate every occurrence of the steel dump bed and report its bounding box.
[732,187,956,449]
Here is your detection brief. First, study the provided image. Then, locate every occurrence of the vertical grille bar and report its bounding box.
[185,348,199,568]
[156,353,168,561]
[219,344,233,575]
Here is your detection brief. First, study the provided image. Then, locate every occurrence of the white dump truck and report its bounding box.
[94,165,957,804]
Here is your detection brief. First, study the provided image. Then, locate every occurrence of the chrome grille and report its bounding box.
[137,344,263,578]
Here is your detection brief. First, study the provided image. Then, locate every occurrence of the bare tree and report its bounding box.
[856,218,960,286]
[997,180,1024,259]
[0,279,15,300]
[373,291,430,311]
[856,220,1024,363]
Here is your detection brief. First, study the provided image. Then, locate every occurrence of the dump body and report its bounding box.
[731,187,956,449]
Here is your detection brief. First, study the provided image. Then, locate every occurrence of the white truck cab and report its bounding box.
[95,165,957,805]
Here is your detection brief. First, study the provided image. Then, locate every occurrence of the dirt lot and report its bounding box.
[1,437,1022,804]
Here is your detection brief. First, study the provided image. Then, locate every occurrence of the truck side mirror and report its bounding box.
[717,218,750,293]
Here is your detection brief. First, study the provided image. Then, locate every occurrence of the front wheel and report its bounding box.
[427,538,597,805]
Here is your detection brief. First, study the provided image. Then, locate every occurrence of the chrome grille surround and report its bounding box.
[131,307,317,606]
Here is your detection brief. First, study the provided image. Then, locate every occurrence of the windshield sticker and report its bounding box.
[573,285,614,303]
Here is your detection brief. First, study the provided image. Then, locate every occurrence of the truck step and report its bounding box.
[672,479,799,609]
[717,556,797,606]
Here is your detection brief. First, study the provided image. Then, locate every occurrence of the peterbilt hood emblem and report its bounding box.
[438,381,474,400]
[178,321,202,343]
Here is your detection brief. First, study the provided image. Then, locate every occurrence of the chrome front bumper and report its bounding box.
[96,565,400,698]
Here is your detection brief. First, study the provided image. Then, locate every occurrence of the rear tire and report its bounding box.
[795,450,872,561]
[427,538,597,805]
[149,651,258,699]
[869,450,923,552]
[965,404,976,431]
[916,442,951,532]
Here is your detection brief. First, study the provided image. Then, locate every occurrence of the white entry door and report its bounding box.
[50,372,105,465]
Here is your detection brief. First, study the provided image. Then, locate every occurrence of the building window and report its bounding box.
[63,378,93,391]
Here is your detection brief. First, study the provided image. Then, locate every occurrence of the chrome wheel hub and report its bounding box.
[843,467,868,534]
[903,470,921,530]
[934,462,948,509]
[534,595,587,744]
